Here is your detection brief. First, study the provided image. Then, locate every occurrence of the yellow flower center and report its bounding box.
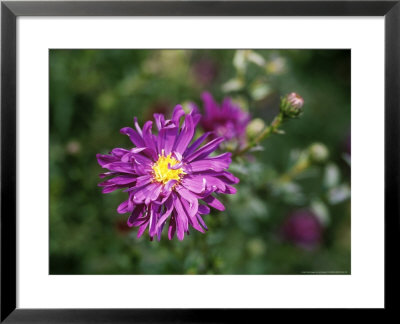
[152,151,185,185]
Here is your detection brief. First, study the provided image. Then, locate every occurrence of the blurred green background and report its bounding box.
[50,49,350,274]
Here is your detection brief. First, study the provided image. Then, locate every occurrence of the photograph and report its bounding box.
[49,49,351,275]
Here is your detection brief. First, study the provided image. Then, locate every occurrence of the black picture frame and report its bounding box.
[1,0,398,321]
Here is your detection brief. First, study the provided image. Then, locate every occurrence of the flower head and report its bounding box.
[281,210,322,250]
[97,105,239,241]
[200,92,250,146]
[280,92,304,118]
[286,92,304,109]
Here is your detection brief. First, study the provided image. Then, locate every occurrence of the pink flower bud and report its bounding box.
[280,92,304,118]
[286,92,304,109]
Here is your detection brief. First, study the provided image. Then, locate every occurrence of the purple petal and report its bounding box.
[172,194,189,240]
[193,170,239,185]
[186,158,230,173]
[120,127,145,147]
[156,196,174,228]
[172,105,185,126]
[132,152,153,166]
[132,182,163,205]
[219,171,240,184]
[127,204,146,227]
[176,186,199,218]
[101,184,121,193]
[173,114,195,154]
[151,194,170,206]
[206,152,232,162]
[180,197,204,233]
[132,147,158,162]
[181,175,206,194]
[129,216,149,227]
[185,137,224,162]
[134,117,142,136]
[142,121,157,154]
[107,175,137,185]
[111,148,130,158]
[156,221,164,241]
[183,131,212,157]
[187,152,232,173]
[135,175,152,187]
[134,164,152,176]
[168,162,183,170]
[198,204,210,214]
[168,215,176,240]
[99,172,116,179]
[154,113,165,130]
[96,154,118,167]
[202,175,227,192]
[203,195,225,211]
[189,104,202,126]
[161,179,178,195]
[117,199,134,214]
[101,162,136,174]
[223,185,237,194]
[137,222,149,238]
[171,151,183,162]
[149,204,161,238]
[158,126,178,156]
[197,214,208,231]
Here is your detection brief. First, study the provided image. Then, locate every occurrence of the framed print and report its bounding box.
[1,0,398,321]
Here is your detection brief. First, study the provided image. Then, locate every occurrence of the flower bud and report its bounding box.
[287,92,304,109]
[246,118,266,139]
[280,92,304,118]
[309,142,329,163]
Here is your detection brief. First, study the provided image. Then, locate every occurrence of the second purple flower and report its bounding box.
[200,92,250,146]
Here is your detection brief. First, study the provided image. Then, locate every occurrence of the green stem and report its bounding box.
[234,112,284,157]
[278,154,311,183]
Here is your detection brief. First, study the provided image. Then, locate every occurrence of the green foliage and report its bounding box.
[50,49,350,274]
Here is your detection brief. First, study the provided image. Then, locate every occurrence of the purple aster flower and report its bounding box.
[200,92,250,146]
[97,105,239,241]
[281,210,322,250]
